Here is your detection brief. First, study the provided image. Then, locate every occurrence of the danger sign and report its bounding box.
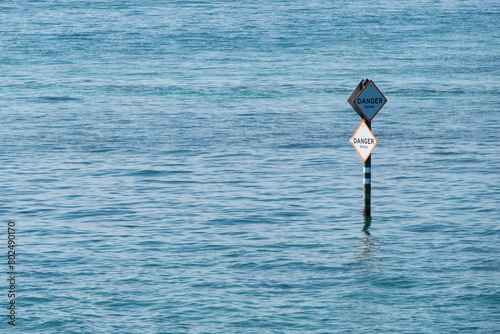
[350,119,378,162]
[348,80,387,121]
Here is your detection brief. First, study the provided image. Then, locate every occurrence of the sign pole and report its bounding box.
[363,120,371,217]
[348,79,386,220]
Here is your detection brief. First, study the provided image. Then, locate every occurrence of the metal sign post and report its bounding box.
[363,121,372,217]
[348,79,387,218]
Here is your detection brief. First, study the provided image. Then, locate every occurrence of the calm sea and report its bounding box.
[1,0,499,333]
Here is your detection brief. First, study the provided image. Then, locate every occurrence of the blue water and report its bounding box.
[1,1,500,333]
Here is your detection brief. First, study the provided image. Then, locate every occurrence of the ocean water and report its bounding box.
[1,0,499,333]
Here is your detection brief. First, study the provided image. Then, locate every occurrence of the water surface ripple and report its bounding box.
[1,0,499,333]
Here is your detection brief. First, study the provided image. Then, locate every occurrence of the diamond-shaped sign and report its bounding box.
[350,119,378,162]
[348,80,387,121]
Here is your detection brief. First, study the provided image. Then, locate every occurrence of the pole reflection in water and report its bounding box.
[344,218,383,275]
[354,222,380,273]
[345,223,394,325]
